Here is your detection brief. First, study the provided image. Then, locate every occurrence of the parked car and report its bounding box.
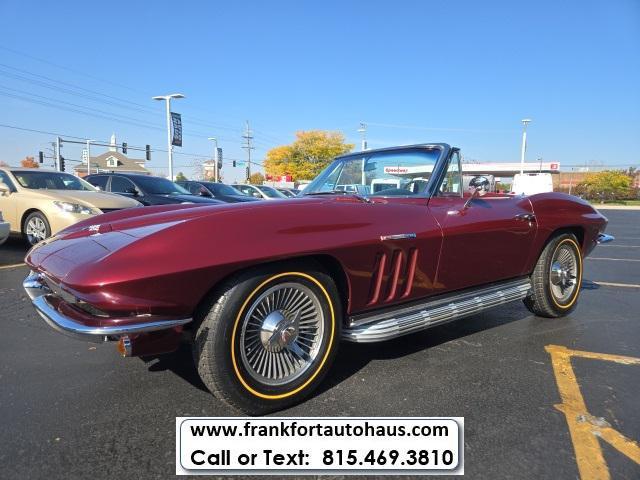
[22,143,613,415]
[86,173,225,206]
[276,187,300,198]
[0,168,141,245]
[231,183,288,200]
[0,210,9,246]
[177,180,260,203]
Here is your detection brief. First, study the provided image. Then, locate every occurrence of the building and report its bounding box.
[75,134,150,177]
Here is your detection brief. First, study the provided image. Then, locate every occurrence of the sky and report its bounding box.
[0,0,638,182]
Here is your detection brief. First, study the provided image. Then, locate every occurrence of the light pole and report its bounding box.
[520,118,531,175]
[208,137,219,182]
[152,93,185,180]
[357,122,367,151]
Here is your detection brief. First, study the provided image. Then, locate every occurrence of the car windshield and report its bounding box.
[12,171,96,191]
[259,186,287,198]
[134,176,190,195]
[303,147,443,197]
[204,183,244,196]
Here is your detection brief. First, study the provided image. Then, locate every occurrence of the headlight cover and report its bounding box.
[53,201,99,215]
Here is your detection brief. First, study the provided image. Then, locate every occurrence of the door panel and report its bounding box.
[429,194,536,291]
[0,171,18,230]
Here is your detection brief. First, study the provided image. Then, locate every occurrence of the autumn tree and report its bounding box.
[20,156,39,168]
[264,131,354,181]
[575,170,633,202]
[175,171,188,181]
[249,172,265,184]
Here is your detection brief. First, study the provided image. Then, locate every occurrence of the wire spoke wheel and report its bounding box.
[239,282,324,386]
[26,217,47,244]
[549,243,578,303]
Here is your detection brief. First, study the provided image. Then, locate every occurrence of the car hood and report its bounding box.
[28,189,140,209]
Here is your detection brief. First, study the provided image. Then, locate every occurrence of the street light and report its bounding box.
[207,137,219,182]
[152,93,185,180]
[520,118,532,175]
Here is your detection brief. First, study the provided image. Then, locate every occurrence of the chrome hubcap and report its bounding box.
[26,217,47,244]
[549,244,578,302]
[240,282,323,386]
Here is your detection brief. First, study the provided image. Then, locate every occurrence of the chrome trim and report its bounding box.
[597,233,614,244]
[380,233,417,241]
[343,278,531,343]
[23,272,192,342]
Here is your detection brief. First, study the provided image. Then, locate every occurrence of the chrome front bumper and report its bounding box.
[597,233,615,244]
[23,271,192,343]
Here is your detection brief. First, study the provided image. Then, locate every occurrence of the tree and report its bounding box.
[20,156,39,168]
[575,170,633,202]
[175,171,188,181]
[249,172,265,184]
[264,130,354,181]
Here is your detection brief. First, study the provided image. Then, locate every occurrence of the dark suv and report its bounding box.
[85,173,224,206]
[177,181,259,203]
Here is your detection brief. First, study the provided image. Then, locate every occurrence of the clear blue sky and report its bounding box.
[0,0,638,181]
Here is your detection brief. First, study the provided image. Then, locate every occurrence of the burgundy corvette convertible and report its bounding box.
[23,143,612,414]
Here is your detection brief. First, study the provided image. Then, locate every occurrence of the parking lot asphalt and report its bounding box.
[1,210,639,479]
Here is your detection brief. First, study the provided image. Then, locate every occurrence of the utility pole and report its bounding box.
[55,136,61,171]
[520,118,531,175]
[208,137,219,182]
[86,140,94,175]
[152,93,185,181]
[357,122,368,151]
[242,121,255,182]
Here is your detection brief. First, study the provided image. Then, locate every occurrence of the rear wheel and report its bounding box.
[524,233,583,317]
[23,211,50,246]
[193,263,341,414]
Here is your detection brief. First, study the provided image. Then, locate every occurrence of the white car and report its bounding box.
[231,184,288,200]
[0,210,9,245]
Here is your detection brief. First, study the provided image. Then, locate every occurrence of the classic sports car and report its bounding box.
[23,143,613,414]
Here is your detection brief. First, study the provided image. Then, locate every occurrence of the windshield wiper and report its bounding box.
[304,190,371,203]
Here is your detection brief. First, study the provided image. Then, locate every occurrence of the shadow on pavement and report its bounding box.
[0,236,29,266]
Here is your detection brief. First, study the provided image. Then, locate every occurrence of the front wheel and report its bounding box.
[193,264,341,414]
[524,233,583,317]
[23,211,50,246]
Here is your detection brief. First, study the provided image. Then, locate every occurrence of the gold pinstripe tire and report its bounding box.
[524,233,583,318]
[193,262,341,415]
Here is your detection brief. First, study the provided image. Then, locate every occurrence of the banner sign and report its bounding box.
[171,112,183,147]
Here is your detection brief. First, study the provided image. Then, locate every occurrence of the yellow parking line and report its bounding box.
[591,281,640,289]
[546,345,640,480]
[0,262,26,270]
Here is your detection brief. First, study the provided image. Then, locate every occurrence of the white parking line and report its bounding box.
[0,262,27,270]
[587,257,640,262]
[590,281,640,289]
[599,245,640,248]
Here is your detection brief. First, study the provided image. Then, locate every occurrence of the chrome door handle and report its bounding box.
[514,213,536,222]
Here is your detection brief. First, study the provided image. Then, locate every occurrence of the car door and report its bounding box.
[109,176,146,204]
[428,150,537,291]
[0,170,18,230]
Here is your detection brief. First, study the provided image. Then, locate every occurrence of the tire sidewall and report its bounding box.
[197,263,342,413]
[542,234,582,314]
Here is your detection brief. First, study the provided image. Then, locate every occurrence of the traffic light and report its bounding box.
[122,142,128,154]
[232,160,236,167]
[38,151,44,163]
[145,145,151,161]
[59,156,65,172]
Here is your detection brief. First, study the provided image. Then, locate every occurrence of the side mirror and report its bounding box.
[125,187,139,196]
[94,185,102,191]
[463,187,481,210]
[0,182,10,195]
[199,188,212,197]
[252,192,262,198]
